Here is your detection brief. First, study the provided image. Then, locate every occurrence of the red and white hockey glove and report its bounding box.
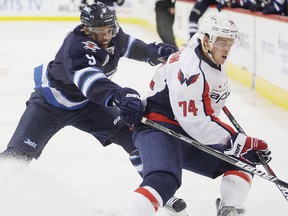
[224,133,271,165]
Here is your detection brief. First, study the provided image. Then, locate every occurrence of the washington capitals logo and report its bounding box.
[82,41,101,52]
[178,70,200,86]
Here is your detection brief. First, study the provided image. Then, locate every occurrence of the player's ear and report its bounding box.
[202,35,211,51]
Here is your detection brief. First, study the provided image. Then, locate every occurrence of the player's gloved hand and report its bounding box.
[146,42,178,66]
[114,0,125,6]
[224,133,271,165]
[113,87,144,127]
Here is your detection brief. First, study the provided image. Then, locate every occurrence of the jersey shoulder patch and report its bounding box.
[82,40,101,53]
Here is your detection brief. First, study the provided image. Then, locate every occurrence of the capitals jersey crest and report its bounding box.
[178,70,200,86]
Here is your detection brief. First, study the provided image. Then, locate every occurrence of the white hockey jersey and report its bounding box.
[144,38,236,145]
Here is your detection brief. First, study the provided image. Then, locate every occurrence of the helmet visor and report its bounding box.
[212,36,240,51]
[89,25,118,38]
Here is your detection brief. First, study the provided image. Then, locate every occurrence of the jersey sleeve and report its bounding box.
[166,50,236,145]
[116,28,151,62]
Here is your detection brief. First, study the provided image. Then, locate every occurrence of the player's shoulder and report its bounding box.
[112,27,129,46]
[178,46,201,76]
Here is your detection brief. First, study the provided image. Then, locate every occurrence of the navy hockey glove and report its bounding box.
[146,42,178,66]
[113,88,144,127]
[114,0,125,6]
[224,133,271,165]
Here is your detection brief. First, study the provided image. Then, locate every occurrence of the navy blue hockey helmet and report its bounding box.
[80,2,116,27]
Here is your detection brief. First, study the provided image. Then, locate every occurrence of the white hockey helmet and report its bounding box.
[200,12,239,45]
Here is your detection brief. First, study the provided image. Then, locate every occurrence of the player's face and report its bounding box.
[90,25,115,48]
[211,37,234,65]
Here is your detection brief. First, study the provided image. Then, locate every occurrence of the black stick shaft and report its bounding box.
[141,117,288,193]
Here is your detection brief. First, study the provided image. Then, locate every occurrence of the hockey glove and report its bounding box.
[114,0,125,6]
[113,87,144,127]
[224,133,271,165]
[146,42,178,66]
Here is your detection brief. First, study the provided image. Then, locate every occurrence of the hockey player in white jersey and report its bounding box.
[121,12,272,216]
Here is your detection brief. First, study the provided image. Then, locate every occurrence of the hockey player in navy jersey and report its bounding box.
[121,12,272,216]
[0,2,187,215]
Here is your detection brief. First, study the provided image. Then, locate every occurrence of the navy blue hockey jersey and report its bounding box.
[34,24,150,110]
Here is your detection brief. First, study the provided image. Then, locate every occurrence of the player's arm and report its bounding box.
[67,45,143,126]
[75,71,143,126]
[70,60,144,126]
[117,28,178,65]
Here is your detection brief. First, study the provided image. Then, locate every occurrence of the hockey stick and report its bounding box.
[141,117,288,190]
[222,105,288,202]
